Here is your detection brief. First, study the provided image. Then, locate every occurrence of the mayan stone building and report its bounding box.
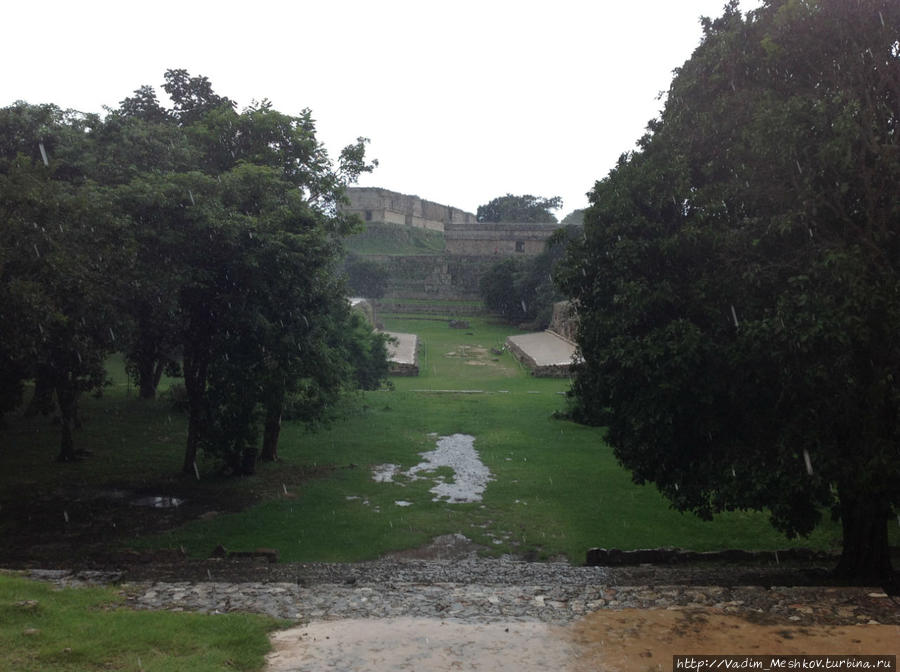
[342,187,477,232]
[343,187,558,256]
[342,187,561,299]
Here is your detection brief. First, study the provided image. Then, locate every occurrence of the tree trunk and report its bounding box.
[834,489,893,584]
[240,444,258,475]
[260,394,283,462]
[137,356,158,400]
[55,382,77,463]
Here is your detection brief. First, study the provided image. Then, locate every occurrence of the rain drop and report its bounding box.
[802,449,813,475]
[731,305,740,328]
[38,142,49,166]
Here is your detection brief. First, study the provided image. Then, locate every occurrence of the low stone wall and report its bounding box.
[376,300,487,316]
[585,547,836,567]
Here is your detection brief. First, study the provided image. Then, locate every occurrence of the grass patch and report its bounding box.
[3,313,878,566]
[0,573,281,672]
[344,222,446,255]
[144,315,850,562]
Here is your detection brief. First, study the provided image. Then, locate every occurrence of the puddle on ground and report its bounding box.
[131,496,184,508]
[266,612,899,672]
[371,464,399,483]
[370,434,493,504]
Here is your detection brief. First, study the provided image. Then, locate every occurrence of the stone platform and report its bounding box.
[383,331,418,376]
[506,331,581,377]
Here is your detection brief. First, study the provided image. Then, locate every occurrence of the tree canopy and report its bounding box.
[558,0,900,584]
[0,71,387,473]
[480,225,581,327]
[476,193,562,223]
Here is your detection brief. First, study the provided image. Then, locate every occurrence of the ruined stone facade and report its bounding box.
[444,222,559,256]
[344,188,562,300]
[343,187,476,232]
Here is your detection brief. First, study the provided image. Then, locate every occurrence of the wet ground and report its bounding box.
[266,611,899,672]
[4,474,898,672]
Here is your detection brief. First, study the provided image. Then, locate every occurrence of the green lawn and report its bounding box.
[144,313,847,562]
[2,312,860,567]
[0,573,280,672]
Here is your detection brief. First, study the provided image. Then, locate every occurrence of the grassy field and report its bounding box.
[0,573,280,672]
[144,313,845,562]
[1,312,856,567]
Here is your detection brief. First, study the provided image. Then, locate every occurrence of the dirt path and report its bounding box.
[266,610,899,672]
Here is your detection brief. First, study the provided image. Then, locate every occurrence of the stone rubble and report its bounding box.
[17,556,900,627]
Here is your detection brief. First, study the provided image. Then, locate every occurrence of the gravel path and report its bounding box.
[18,554,900,626]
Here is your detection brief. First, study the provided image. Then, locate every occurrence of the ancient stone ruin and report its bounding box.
[341,187,560,300]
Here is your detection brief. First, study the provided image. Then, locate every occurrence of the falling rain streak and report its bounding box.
[802,449,813,476]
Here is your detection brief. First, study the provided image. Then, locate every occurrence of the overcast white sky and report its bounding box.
[3,0,760,217]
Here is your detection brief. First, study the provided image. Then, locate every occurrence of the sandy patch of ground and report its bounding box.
[570,609,900,671]
[265,611,898,672]
[443,344,515,373]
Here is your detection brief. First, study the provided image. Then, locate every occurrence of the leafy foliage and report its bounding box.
[476,193,562,223]
[480,225,581,327]
[0,71,387,474]
[0,104,127,458]
[558,0,900,582]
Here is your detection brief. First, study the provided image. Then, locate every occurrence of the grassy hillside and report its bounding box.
[344,222,446,255]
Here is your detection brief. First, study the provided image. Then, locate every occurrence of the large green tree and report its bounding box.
[0,103,126,459]
[559,0,900,584]
[476,193,562,223]
[0,71,385,474]
[122,74,381,476]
